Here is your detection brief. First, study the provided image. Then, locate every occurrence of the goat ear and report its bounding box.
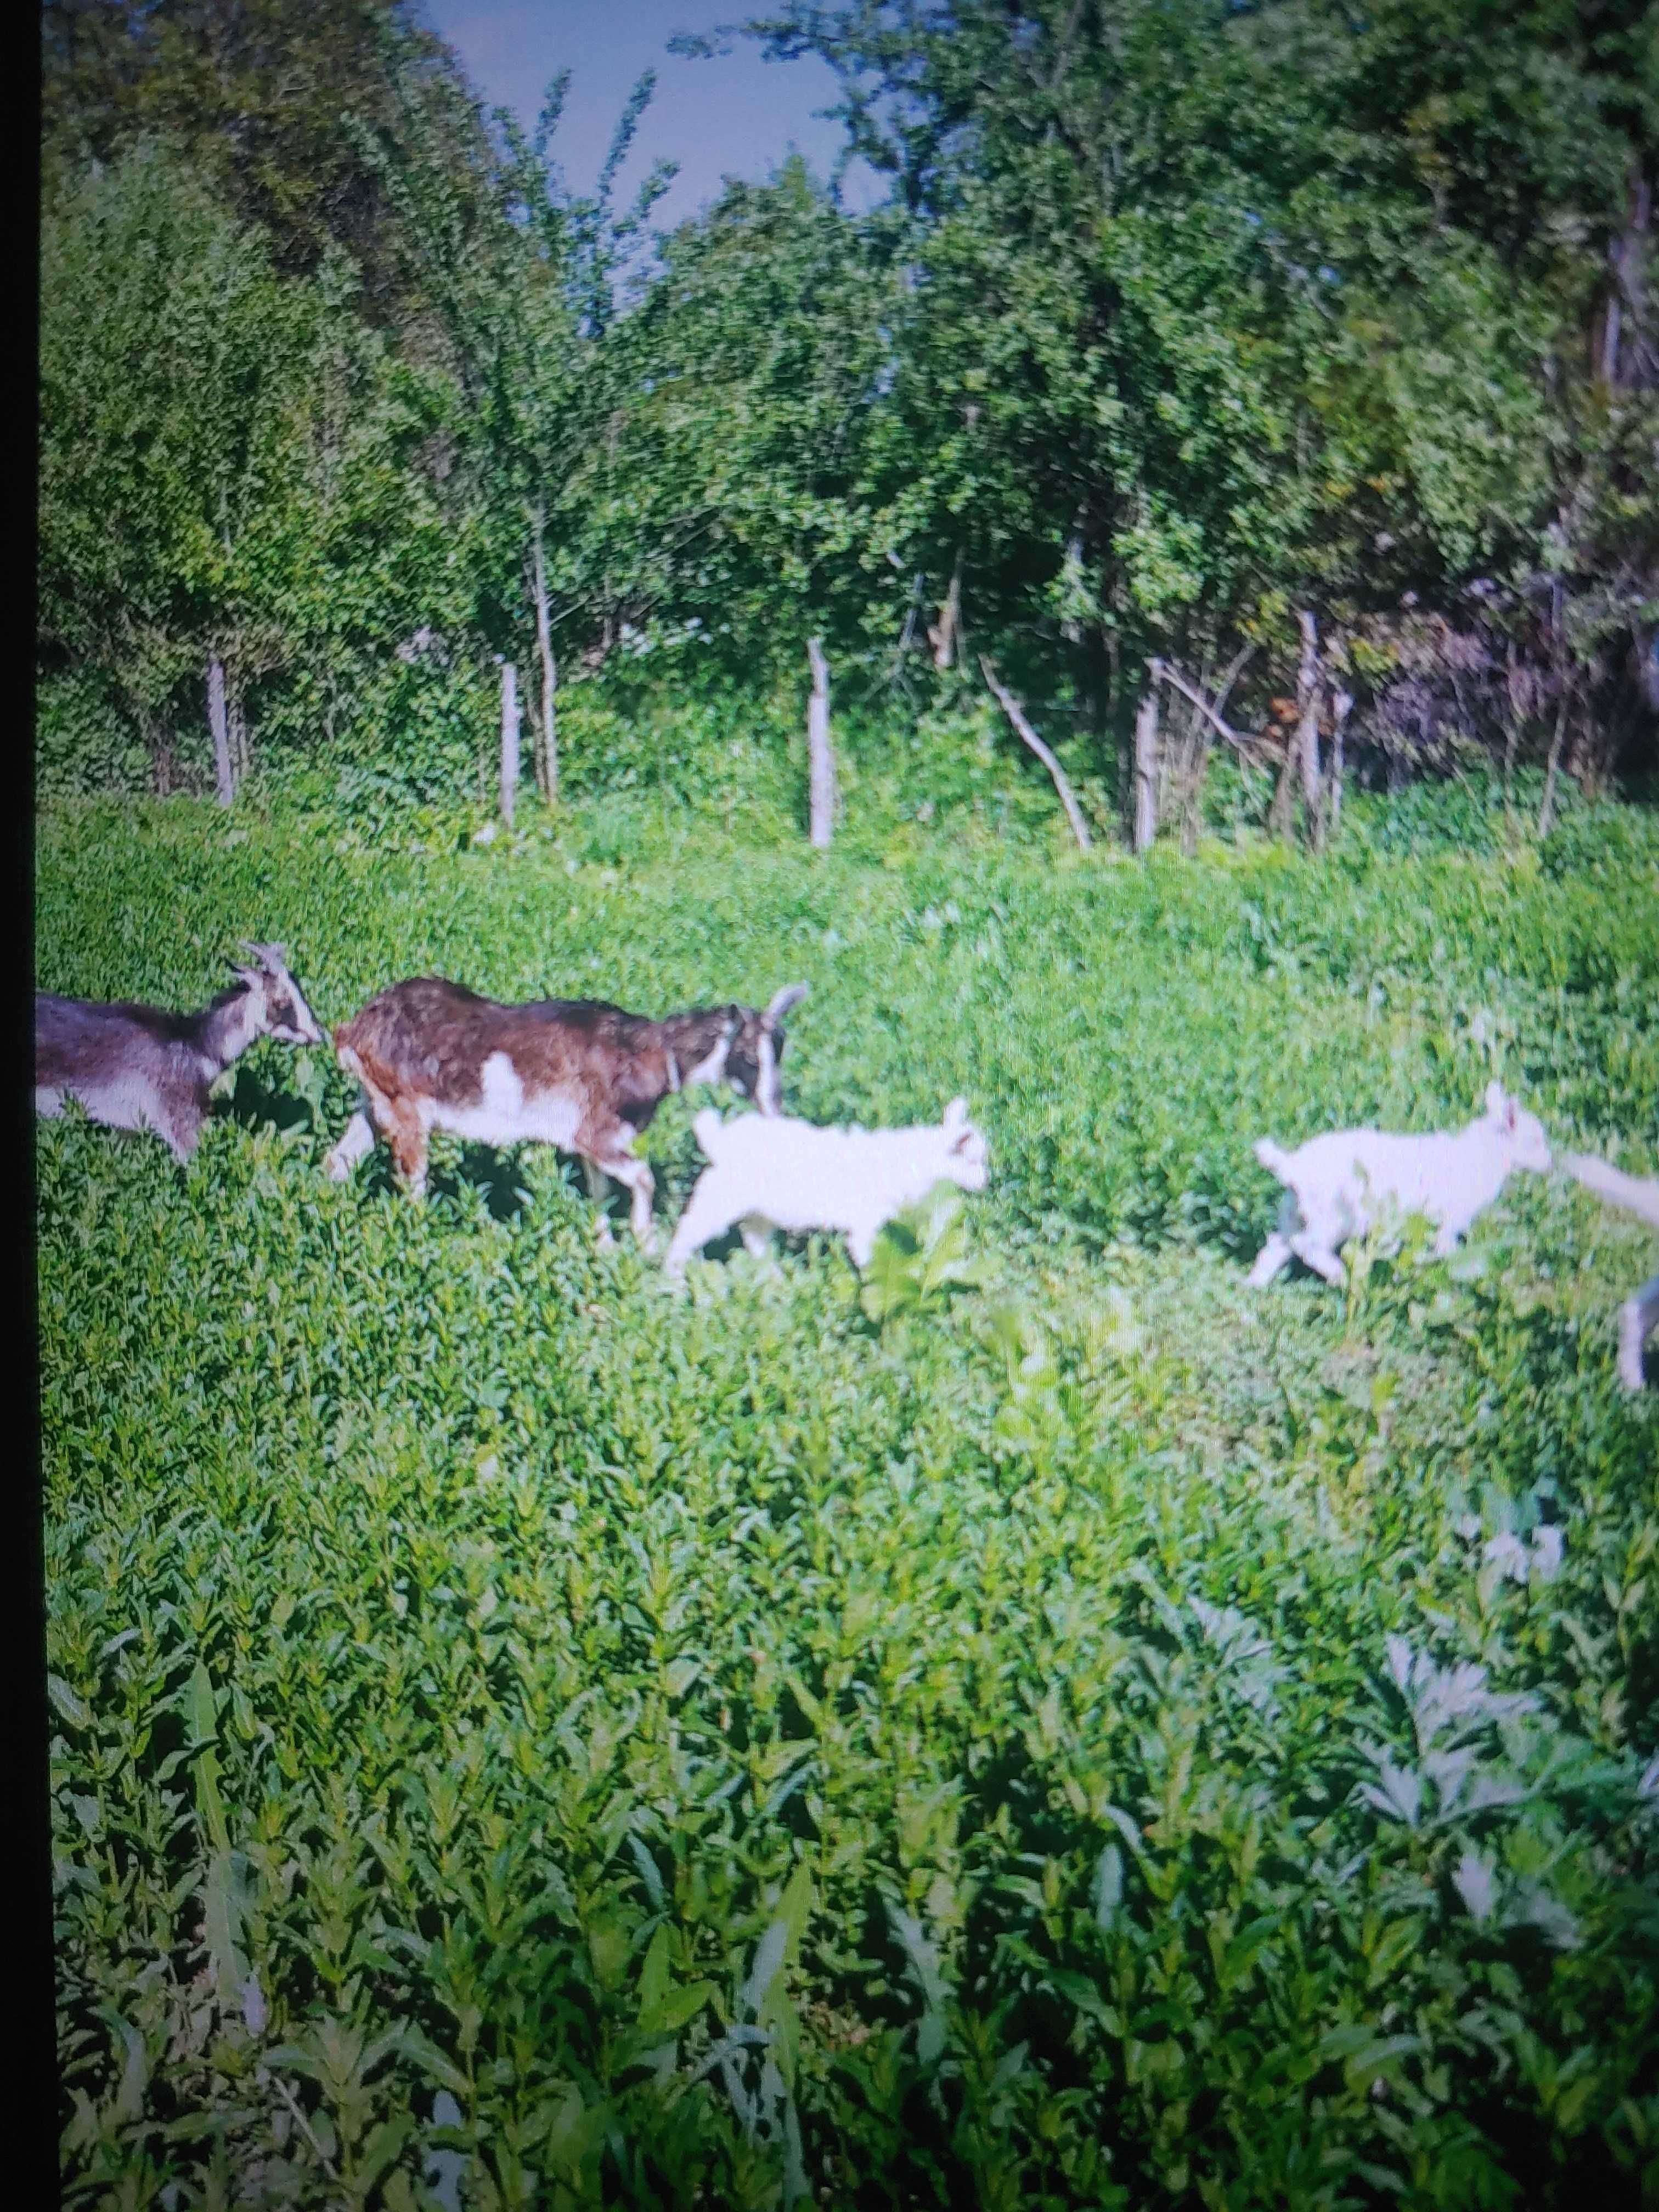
[943,1095,969,1131]
[1484,1079,1507,1118]
[763,981,809,1027]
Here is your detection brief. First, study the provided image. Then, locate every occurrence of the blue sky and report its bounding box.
[417,2,880,233]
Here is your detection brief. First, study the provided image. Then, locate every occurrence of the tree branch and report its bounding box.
[1148,656,1266,762]
[980,657,1093,852]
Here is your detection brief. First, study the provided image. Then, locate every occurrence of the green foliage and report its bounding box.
[860,1186,984,1328]
[39,142,453,788]
[41,0,489,315]
[36,671,156,798]
[37,0,1659,801]
[617,158,904,674]
[38,789,1659,2208]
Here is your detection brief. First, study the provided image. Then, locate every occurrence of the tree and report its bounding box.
[362,67,678,802]
[41,0,488,323]
[746,0,1658,815]
[40,142,442,795]
[616,158,901,676]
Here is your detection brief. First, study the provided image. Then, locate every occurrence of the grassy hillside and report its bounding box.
[38,789,1659,2210]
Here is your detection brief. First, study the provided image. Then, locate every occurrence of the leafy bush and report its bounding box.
[37,788,1659,2208]
[36,670,167,798]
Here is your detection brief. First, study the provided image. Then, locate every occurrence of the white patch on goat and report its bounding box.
[428,1050,583,1150]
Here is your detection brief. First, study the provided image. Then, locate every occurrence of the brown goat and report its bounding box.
[323,977,808,1246]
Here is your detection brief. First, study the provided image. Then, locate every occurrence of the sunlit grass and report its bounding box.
[40,787,1659,2209]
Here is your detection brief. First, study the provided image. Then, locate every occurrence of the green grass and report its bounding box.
[38,786,1659,2210]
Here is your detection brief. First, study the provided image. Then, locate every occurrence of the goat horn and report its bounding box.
[239,940,287,967]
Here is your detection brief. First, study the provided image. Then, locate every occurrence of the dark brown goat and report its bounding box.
[35,943,324,1162]
[323,977,808,1245]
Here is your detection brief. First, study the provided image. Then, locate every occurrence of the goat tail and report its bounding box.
[1254,1137,1291,1178]
[692,1107,726,1160]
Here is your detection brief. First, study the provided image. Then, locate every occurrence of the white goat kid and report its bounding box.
[664,1096,989,1281]
[1559,1153,1659,1392]
[1248,1081,1553,1289]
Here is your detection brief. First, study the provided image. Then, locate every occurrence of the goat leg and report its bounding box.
[582,1157,616,1246]
[738,1215,774,1260]
[1619,1272,1659,1393]
[1290,1232,1347,1288]
[165,1120,201,1165]
[1248,1232,1295,1286]
[386,1109,428,1199]
[325,1104,379,1182]
[664,1177,741,1279]
[600,1153,657,1250]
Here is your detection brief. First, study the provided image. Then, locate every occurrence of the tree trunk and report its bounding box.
[207,653,234,808]
[888,580,921,682]
[499,659,521,832]
[1131,680,1160,854]
[978,658,1093,853]
[1538,696,1568,837]
[1602,165,1652,388]
[1182,721,1212,856]
[1502,644,1521,798]
[806,636,837,849]
[1157,642,1255,851]
[1156,656,1186,830]
[1323,689,1353,851]
[227,669,249,786]
[1295,610,1322,815]
[1600,284,1623,389]
[928,556,962,671]
[1060,517,1086,645]
[1268,745,1298,842]
[531,506,558,805]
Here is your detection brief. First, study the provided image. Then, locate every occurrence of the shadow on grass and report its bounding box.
[221,1069,537,1224]
[221,1064,313,1137]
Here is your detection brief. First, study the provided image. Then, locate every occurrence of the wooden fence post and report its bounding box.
[208,654,234,809]
[1132,678,1160,853]
[499,659,521,831]
[807,636,838,849]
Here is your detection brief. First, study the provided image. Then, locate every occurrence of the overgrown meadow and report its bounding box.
[38,778,1659,2211]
